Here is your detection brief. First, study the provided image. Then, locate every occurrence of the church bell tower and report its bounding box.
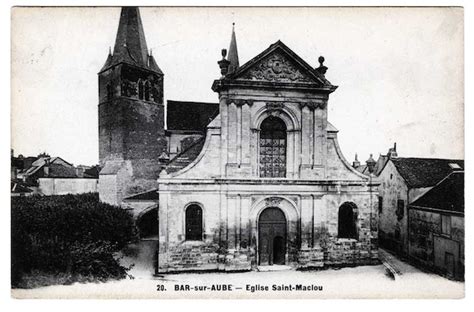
[98,7,167,205]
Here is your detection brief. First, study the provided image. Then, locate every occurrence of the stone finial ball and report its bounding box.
[221,49,227,58]
[318,56,325,64]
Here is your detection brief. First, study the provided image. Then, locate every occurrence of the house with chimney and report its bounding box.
[353,144,464,258]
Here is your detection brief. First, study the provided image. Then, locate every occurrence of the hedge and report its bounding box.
[11,193,137,288]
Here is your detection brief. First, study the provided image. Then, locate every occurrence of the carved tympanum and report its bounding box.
[241,52,313,83]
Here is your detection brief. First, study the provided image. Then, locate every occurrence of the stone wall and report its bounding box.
[38,178,98,196]
[408,208,464,280]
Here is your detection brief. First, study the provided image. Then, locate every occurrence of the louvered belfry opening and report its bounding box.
[259,116,287,178]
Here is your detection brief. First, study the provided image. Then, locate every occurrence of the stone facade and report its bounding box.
[156,40,379,272]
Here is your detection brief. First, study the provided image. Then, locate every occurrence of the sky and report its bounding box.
[11,7,464,166]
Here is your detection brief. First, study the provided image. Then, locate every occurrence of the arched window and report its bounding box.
[259,116,287,178]
[138,80,144,100]
[338,202,358,239]
[185,204,203,241]
[144,81,151,101]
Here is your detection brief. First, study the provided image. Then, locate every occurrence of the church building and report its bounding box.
[98,7,380,273]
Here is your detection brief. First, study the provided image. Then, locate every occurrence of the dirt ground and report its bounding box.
[12,259,464,299]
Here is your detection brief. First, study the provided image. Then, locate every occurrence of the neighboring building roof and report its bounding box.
[391,157,464,188]
[46,163,78,178]
[410,171,464,213]
[124,189,160,201]
[355,164,368,174]
[24,157,73,176]
[167,100,219,132]
[165,137,206,173]
[83,166,101,179]
[374,155,389,176]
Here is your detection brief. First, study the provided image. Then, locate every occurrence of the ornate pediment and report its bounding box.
[236,50,317,84]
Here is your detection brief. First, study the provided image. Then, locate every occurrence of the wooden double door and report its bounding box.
[258,207,287,266]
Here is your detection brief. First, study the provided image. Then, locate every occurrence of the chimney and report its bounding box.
[76,167,84,178]
[387,142,398,159]
[353,154,360,169]
[43,161,50,177]
[366,154,376,174]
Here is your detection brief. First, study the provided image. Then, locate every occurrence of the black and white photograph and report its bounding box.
[7,3,467,300]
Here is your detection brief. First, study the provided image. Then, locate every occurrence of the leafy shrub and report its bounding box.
[11,193,137,288]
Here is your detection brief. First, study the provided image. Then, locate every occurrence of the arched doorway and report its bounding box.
[338,202,358,239]
[258,207,287,265]
[137,207,158,239]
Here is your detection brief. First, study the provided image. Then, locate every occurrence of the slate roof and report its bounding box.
[100,7,162,74]
[165,137,206,173]
[124,189,160,201]
[410,171,464,213]
[167,100,219,132]
[391,157,464,188]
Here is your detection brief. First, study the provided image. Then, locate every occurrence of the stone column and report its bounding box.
[158,189,170,271]
[286,130,295,178]
[236,104,242,165]
[220,97,228,176]
[240,195,252,249]
[301,105,311,165]
[300,195,313,248]
[314,107,324,166]
[226,195,237,250]
[227,102,238,165]
[241,103,251,165]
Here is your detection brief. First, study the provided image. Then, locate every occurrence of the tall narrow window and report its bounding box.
[138,80,144,100]
[259,116,287,178]
[441,215,451,236]
[185,204,203,241]
[106,83,113,100]
[338,202,358,239]
[396,199,405,220]
[144,81,151,101]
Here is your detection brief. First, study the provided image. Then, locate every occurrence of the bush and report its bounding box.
[11,193,137,288]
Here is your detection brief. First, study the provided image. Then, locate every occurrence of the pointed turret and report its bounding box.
[147,50,163,74]
[227,23,239,74]
[100,47,113,72]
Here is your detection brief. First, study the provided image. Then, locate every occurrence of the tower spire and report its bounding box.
[112,7,149,67]
[227,23,239,75]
